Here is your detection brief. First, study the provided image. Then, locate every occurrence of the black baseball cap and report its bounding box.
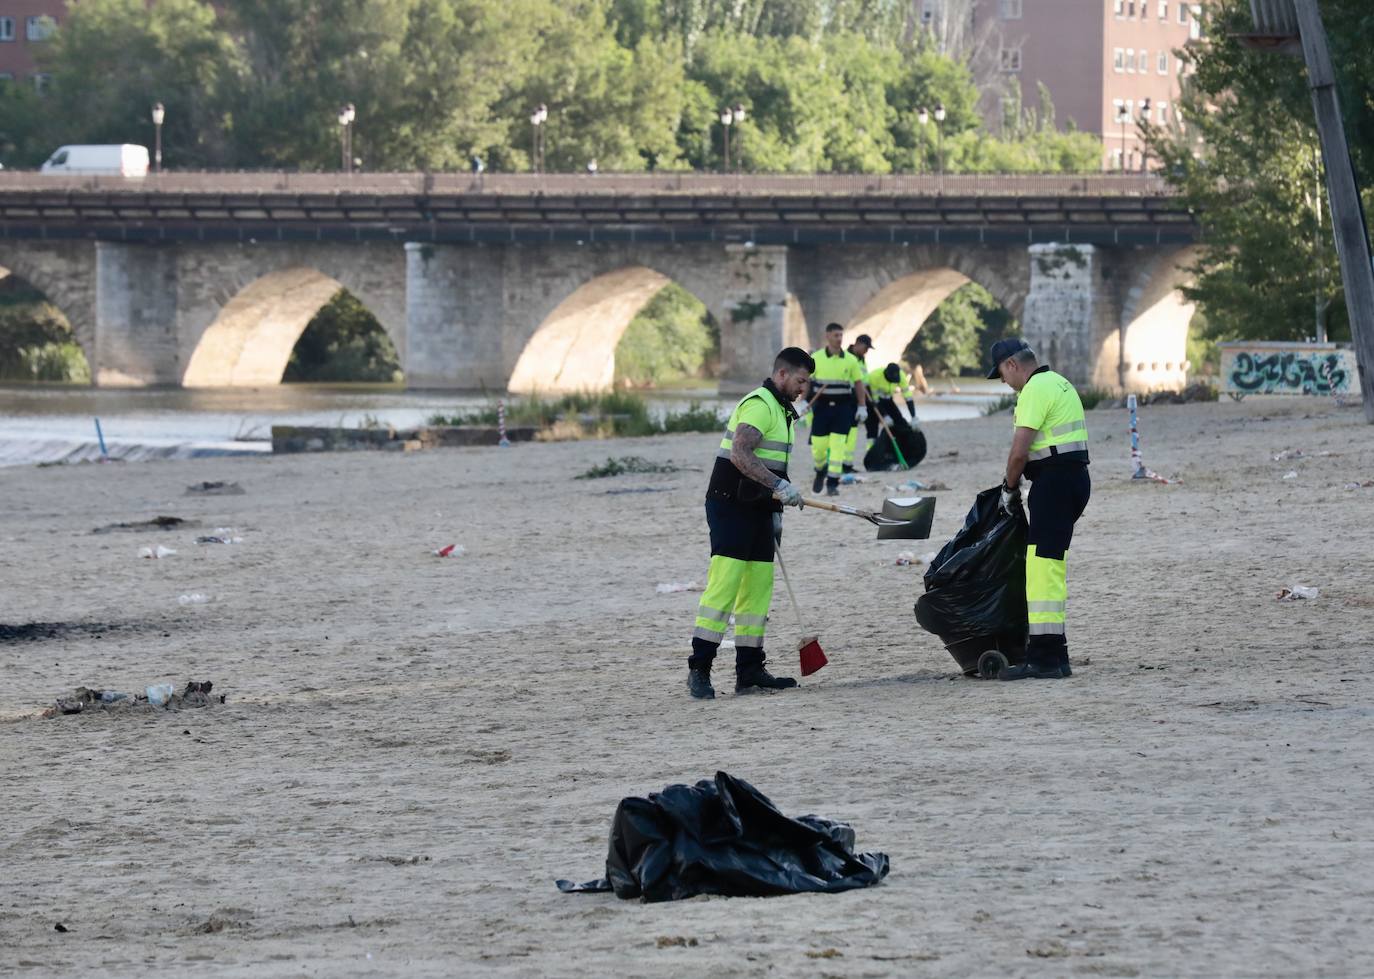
[853,334,873,347]
[986,338,1031,379]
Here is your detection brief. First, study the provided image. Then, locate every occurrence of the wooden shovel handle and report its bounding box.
[800,497,875,519]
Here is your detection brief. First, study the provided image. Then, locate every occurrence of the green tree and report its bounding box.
[1143,0,1374,343]
[283,290,401,382]
[614,283,718,386]
[905,282,1017,376]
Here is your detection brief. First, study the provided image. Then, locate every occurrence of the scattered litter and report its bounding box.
[1276,585,1319,601]
[146,683,175,706]
[838,473,869,484]
[178,593,212,606]
[1343,479,1374,490]
[577,456,682,480]
[95,516,193,534]
[895,478,948,492]
[185,481,246,496]
[196,529,243,544]
[1272,449,1304,462]
[605,487,670,495]
[139,545,177,559]
[894,551,918,566]
[656,582,703,594]
[1282,470,1298,480]
[43,680,222,717]
[656,936,699,949]
[920,551,938,564]
[434,544,465,558]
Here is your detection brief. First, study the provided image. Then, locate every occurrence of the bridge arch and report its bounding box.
[180,245,406,387]
[835,248,1029,369]
[0,243,97,365]
[1103,245,1200,391]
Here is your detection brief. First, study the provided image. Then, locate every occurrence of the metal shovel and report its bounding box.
[800,495,936,539]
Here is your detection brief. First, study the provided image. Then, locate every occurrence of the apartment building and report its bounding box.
[972,0,1200,170]
[0,1,65,91]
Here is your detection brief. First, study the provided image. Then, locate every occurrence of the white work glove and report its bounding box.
[855,404,868,423]
[772,478,804,508]
[772,511,783,545]
[999,479,1021,516]
[881,414,893,426]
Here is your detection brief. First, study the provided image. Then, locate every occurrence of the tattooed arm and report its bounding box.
[731,423,782,490]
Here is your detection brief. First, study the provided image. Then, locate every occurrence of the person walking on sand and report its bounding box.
[803,323,867,496]
[987,339,1091,680]
[687,347,814,700]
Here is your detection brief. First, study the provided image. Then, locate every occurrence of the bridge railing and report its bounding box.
[0,170,1174,197]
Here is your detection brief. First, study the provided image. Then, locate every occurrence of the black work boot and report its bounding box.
[812,469,826,494]
[1000,658,1066,681]
[826,477,840,497]
[735,664,798,694]
[1059,652,1073,678]
[687,667,716,699]
[842,462,855,474]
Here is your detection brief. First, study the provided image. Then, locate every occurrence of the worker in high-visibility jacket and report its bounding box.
[988,338,1091,680]
[804,323,867,496]
[687,346,814,700]
[840,334,872,473]
[863,362,918,441]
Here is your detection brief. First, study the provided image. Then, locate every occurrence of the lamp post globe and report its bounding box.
[151,101,165,173]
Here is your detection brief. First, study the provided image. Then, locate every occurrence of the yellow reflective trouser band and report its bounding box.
[811,433,848,476]
[843,425,858,462]
[693,555,774,647]
[1026,545,1068,636]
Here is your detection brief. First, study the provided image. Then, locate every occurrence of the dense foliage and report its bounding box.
[1144,0,1374,344]
[283,290,401,383]
[0,0,1102,174]
[0,278,90,382]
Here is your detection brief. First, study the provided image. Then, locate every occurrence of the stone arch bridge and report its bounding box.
[0,172,1198,393]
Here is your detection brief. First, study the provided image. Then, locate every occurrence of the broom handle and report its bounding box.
[773,541,810,636]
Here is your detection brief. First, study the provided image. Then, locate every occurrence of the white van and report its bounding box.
[40,144,150,177]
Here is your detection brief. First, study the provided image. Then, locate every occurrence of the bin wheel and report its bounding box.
[977,650,1009,680]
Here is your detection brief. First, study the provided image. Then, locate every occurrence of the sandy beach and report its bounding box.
[2,395,1373,977]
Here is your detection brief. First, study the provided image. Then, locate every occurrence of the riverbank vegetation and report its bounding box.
[0,276,90,383]
[428,390,723,439]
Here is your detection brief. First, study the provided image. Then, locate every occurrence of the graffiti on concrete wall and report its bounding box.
[1221,345,1356,397]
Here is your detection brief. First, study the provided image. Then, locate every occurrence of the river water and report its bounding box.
[0,382,1004,467]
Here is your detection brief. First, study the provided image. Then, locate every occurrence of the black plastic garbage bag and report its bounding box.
[914,485,1028,675]
[555,771,889,902]
[863,414,927,471]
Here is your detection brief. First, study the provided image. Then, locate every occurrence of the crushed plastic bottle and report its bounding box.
[146,683,175,706]
[178,593,212,605]
[139,545,177,559]
[434,544,466,558]
[99,690,130,703]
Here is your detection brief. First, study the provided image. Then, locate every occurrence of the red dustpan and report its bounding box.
[774,542,828,677]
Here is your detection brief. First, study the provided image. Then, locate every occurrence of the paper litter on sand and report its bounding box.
[656,582,703,594]
[1276,585,1318,601]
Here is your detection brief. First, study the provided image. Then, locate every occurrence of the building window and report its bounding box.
[31,72,52,94]
[0,17,16,42]
[1125,48,1135,72]
[1157,101,1169,123]
[1158,0,1168,18]
[1189,5,1201,39]
[1110,148,1123,170]
[1139,49,1149,71]
[999,45,1022,72]
[1128,0,1136,15]
[1113,48,1125,72]
[27,16,56,41]
[1178,3,1188,23]
[1158,51,1169,73]
[999,96,1018,133]
[1114,0,1124,16]
[1000,0,1023,18]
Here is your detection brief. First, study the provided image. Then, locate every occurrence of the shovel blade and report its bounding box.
[799,636,828,676]
[876,496,936,540]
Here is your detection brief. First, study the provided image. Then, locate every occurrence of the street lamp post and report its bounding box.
[719,107,733,172]
[1116,104,1129,172]
[934,103,946,180]
[731,104,746,172]
[338,103,356,173]
[917,107,929,174]
[530,103,548,173]
[151,101,165,174]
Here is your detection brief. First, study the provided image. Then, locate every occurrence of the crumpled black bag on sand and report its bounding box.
[556,771,889,902]
[914,485,1028,672]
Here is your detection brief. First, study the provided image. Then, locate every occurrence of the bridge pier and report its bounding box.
[715,245,793,395]
[404,243,506,389]
[94,242,181,386]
